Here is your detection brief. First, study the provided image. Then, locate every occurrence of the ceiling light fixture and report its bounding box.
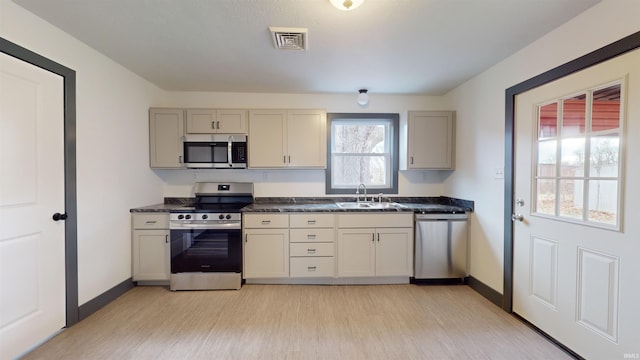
[357,89,369,106]
[330,0,365,11]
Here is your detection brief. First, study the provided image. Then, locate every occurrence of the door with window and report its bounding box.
[0,52,66,358]
[513,48,640,358]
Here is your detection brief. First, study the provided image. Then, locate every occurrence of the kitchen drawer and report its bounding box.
[290,242,334,257]
[290,257,335,277]
[289,228,335,243]
[290,213,335,228]
[132,213,169,229]
[243,214,289,228]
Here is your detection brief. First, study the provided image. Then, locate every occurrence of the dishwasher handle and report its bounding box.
[415,213,468,221]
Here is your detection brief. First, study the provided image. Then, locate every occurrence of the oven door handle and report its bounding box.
[170,222,241,230]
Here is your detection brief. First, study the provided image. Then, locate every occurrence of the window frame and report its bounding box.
[532,80,625,231]
[325,113,399,195]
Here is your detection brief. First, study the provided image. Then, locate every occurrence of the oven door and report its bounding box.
[170,225,242,273]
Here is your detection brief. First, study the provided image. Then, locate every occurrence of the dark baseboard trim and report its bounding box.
[78,278,134,321]
[511,313,583,359]
[467,275,503,308]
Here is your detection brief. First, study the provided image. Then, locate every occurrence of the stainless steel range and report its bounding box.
[169,182,253,291]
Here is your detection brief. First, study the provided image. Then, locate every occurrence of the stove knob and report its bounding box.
[185,214,191,220]
[202,214,208,220]
[225,214,232,220]
[177,214,184,220]
[218,214,224,220]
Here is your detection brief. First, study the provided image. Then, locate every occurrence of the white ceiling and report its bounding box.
[14,0,600,95]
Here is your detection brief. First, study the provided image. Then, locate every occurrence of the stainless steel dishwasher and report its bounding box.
[413,213,469,282]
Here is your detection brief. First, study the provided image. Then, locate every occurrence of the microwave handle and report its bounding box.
[227,136,233,167]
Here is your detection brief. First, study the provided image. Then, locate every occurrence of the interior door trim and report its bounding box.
[0,37,79,326]
[503,31,640,312]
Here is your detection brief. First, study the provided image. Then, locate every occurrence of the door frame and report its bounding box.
[0,37,79,326]
[503,31,640,312]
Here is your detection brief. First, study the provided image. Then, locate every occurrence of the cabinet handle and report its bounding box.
[145,220,157,224]
[165,235,168,244]
[216,121,220,130]
[377,233,380,242]
[245,234,248,243]
[212,121,215,129]
[410,156,414,165]
[283,155,286,164]
[307,234,316,239]
[178,155,182,163]
[288,155,291,163]
[307,220,316,225]
[372,233,375,242]
[307,266,317,271]
[307,248,316,253]
[261,220,271,225]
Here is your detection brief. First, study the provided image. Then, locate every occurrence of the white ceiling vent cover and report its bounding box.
[269,27,308,51]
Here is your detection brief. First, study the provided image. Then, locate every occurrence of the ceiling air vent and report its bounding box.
[269,27,308,51]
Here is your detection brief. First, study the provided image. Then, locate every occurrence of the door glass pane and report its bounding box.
[592,84,621,132]
[561,137,585,177]
[562,94,586,136]
[559,179,583,219]
[587,180,618,224]
[535,179,556,215]
[537,140,557,177]
[590,134,619,176]
[538,102,558,138]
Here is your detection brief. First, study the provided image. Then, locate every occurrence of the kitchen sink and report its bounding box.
[335,202,406,209]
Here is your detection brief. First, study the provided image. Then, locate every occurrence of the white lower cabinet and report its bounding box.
[337,213,413,277]
[243,214,289,278]
[131,213,170,282]
[289,213,336,278]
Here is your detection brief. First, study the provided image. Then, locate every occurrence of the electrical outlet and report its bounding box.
[494,168,504,179]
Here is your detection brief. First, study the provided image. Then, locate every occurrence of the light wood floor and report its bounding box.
[22,284,572,360]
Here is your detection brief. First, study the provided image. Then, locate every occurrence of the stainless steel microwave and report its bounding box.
[183,134,247,169]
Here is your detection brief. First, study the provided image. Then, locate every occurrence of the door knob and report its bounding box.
[511,213,524,222]
[52,212,67,221]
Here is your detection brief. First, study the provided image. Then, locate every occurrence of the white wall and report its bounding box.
[155,91,455,198]
[1,0,165,305]
[445,0,640,293]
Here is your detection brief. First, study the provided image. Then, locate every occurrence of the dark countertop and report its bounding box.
[130,196,472,214]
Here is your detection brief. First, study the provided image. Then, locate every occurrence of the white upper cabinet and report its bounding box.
[149,108,185,168]
[186,109,248,134]
[248,109,326,169]
[401,111,455,170]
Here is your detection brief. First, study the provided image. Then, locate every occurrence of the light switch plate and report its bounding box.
[494,168,504,179]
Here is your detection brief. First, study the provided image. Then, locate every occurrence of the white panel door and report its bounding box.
[513,49,640,358]
[0,53,65,359]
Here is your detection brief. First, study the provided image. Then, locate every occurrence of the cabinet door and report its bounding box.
[216,109,247,134]
[375,228,413,276]
[132,229,170,281]
[149,108,184,168]
[248,110,287,168]
[407,111,454,169]
[243,228,289,278]
[337,228,375,277]
[185,109,217,133]
[287,109,326,168]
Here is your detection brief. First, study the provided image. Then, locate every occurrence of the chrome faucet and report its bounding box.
[356,183,367,203]
[377,193,384,203]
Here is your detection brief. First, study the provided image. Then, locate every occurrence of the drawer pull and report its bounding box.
[261,220,271,225]
[307,248,316,253]
[307,234,317,239]
[307,220,316,225]
[145,220,157,224]
[307,266,317,271]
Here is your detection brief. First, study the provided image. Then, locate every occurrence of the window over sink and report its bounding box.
[326,113,399,194]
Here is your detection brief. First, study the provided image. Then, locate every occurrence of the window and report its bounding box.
[534,82,623,229]
[326,113,399,194]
